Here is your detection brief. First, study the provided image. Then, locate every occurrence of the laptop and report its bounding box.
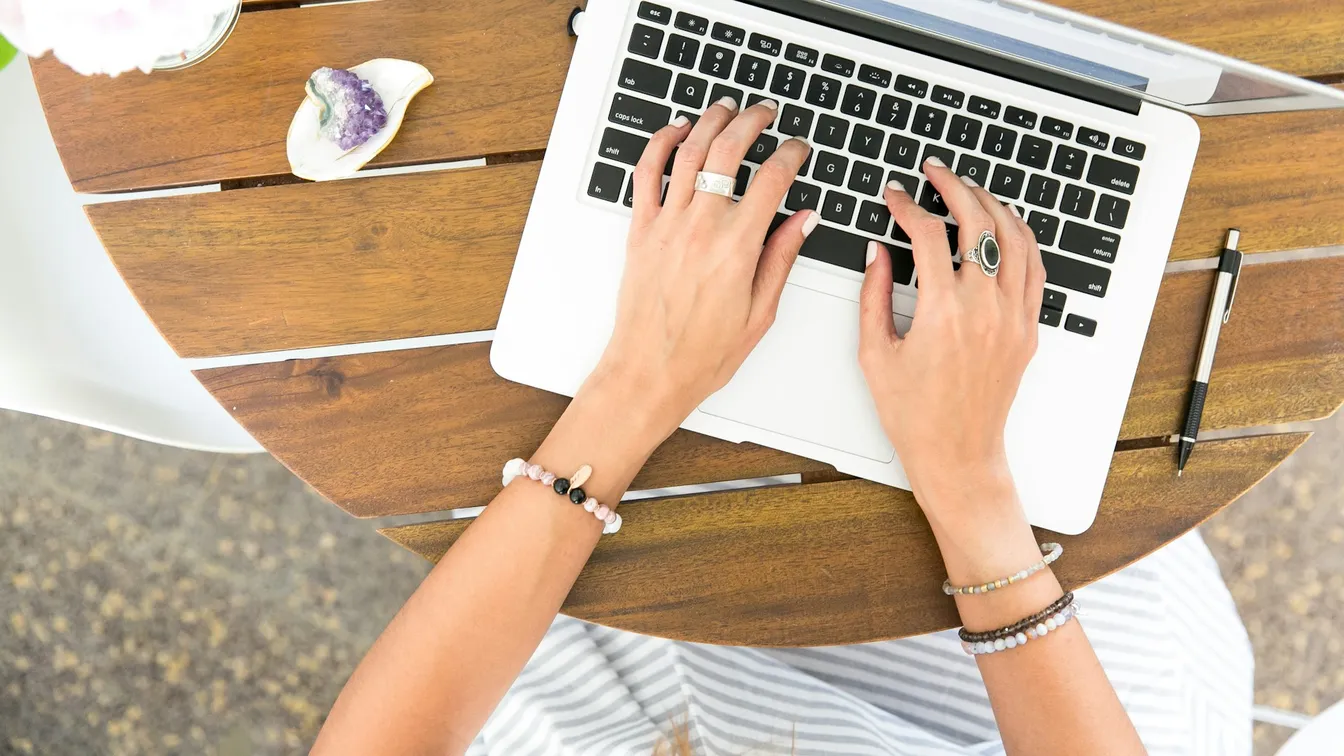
[492,0,1344,534]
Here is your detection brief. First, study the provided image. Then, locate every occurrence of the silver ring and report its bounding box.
[694,171,735,198]
[963,230,1001,277]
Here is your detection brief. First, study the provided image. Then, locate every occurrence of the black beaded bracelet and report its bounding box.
[958,592,1074,643]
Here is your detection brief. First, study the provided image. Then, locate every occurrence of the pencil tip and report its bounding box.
[1177,469,1183,478]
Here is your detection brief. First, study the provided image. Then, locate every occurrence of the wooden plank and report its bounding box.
[31,0,577,192]
[194,255,1344,518]
[379,433,1309,646]
[35,0,1344,192]
[90,109,1344,358]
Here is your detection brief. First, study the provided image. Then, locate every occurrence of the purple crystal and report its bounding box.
[306,67,389,151]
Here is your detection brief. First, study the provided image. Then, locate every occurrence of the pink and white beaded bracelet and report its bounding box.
[502,458,622,534]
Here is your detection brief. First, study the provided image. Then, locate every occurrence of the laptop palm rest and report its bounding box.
[699,282,896,464]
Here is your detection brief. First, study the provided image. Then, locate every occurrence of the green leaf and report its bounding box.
[0,34,17,72]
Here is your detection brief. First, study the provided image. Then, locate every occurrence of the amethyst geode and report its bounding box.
[305,67,389,151]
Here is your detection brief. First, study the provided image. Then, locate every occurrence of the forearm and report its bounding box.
[312,367,672,756]
[918,471,1145,756]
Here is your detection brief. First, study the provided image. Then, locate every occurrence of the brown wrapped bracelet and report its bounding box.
[959,592,1075,643]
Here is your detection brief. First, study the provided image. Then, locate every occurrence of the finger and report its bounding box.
[1018,211,1047,327]
[748,209,817,332]
[963,180,1030,299]
[737,136,810,235]
[885,180,953,295]
[920,157,997,290]
[859,240,899,352]
[665,95,740,208]
[693,98,781,209]
[631,114,692,228]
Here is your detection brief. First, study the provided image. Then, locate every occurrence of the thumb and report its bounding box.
[859,240,899,347]
[750,209,815,328]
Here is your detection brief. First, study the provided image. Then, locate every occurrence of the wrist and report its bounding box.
[583,360,688,448]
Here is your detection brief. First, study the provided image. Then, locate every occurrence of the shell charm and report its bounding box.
[569,464,592,489]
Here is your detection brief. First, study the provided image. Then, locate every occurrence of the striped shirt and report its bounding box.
[468,532,1251,754]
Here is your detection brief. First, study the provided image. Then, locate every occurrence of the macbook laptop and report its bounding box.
[492,0,1344,534]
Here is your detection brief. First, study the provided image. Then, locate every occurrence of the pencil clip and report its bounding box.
[1221,229,1242,324]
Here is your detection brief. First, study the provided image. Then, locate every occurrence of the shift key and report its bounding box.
[608,92,671,133]
[598,128,650,166]
[1042,250,1110,297]
[1059,221,1120,264]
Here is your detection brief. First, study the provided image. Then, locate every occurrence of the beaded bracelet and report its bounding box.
[961,600,1079,656]
[942,542,1063,596]
[502,458,622,534]
[959,592,1074,642]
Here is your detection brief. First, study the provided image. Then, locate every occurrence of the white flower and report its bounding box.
[0,0,239,77]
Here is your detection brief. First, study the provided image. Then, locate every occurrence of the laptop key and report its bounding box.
[1095,194,1130,229]
[588,162,625,202]
[813,151,849,186]
[618,58,673,98]
[884,134,919,169]
[1086,155,1139,195]
[1065,314,1097,337]
[670,74,708,110]
[1059,221,1120,263]
[769,64,806,100]
[709,83,744,109]
[628,24,664,59]
[623,176,635,207]
[598,128,649,166]
[793,217,870,273]
[749,33,782,57]
[895,75,927,98]
[699,44,735,79]
[1025,174,1060,208]
[1042,288,1066,309]
[956,154,991,185]
[1016,134,1052,170]
[734,165,750,197]
[922,144,954,171]
[815,114,849,148]
[779,104,815,137]
[1026,211,1061,246]
[638,2,671,24]
[912,105,948,140]
[734,54,770,89]
[858,64,892,88]
[1039,306,1062,327]
[932,85,964,109]
[785,43,818,67]
[981,125,1016,159]
[674,11,708,35]
[745,94,778,126]
[919,183,948,216]
[786,180,822,211]
[989,163,1025,199]
[849,124,884,159]
[664,34,699,68]
[848,161,885,195]
[886,170,919,198]
[822,190,857,225]
[877,95,912,130]
[1005,106,1037,129]
[805,74,842,109]
[1042,250,1110,297]
[857,200,892,236]
[1051,145,1086,179]
[822,54,855,77]
[1077,126,1109,150]
[968,95,1000,119]
[609,92,672,133]
[841,85,878,120]
[1041,116,1073,140]
[1060,184,1095,219]
[745,133,779,164]
[947,115,982,150]
[1113,137,1146,161]
[711,22,744,45]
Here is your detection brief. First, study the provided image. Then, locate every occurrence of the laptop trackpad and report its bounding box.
[699,283,896,463]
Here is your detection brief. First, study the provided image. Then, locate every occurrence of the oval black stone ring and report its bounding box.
[962,230,1001,278]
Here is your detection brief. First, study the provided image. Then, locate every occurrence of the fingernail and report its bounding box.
[924,156,945,169]
[757,98,779,110]
[717,96,739,112]
[670,115,689,128]
[801,210,820,238]
[886,179,907,195]
[865,241,878,267]
[960,174,978,188]
[1009,204,1022,218]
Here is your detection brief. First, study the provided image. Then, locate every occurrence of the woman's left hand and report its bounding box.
[590,97,816,439]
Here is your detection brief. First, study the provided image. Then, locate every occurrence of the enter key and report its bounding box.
[1059,221,1120,264]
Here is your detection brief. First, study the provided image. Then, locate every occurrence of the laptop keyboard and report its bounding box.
[585,1,1147,338]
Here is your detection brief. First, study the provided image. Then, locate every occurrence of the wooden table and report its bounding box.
[33,0,1344,646]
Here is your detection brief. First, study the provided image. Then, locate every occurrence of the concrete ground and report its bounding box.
[1,408,1340,754]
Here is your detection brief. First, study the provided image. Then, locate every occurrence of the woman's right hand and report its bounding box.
[858,158,1044,543]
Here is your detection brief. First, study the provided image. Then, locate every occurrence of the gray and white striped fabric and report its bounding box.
[468,531,1251,755]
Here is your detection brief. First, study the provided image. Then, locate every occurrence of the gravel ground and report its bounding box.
[1,407,1340,754]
